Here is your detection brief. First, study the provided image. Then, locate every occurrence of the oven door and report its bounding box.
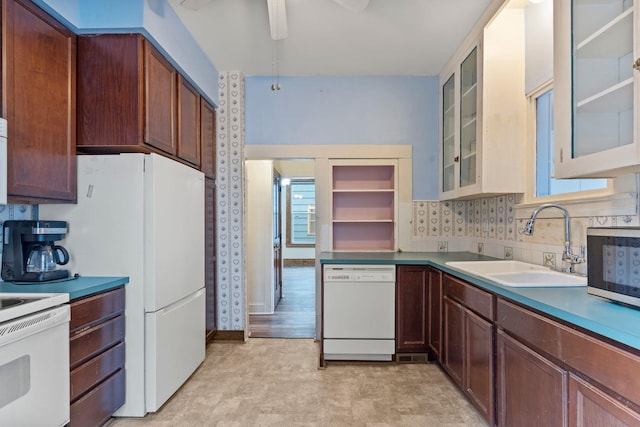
[587,227,640,306]
[0,304,70,427]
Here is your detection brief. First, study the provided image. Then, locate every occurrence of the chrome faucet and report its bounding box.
[524,203,585,273]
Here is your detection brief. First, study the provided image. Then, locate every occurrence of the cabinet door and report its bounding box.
[144,40,177,155]
[554,0,639,178]
[465,308,494,423]
[177,75,201,166]
[459,46,479,189]
[569,373,640,427]
[200,99,216,178]
[443,296,464,388]
[77,34,143,149]
[3,0,76,203]
[442,73,456,193]
[427,268,443,360]
[497,330,568,427]
[396,266,428,353]
[205,177,216,341]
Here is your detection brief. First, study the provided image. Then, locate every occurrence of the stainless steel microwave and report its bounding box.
[587,227,640,308]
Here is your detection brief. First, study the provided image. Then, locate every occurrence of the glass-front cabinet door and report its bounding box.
[440,47,479,197]
[554,0,640,178]
[442,74,456,193]
[459,48,478,188]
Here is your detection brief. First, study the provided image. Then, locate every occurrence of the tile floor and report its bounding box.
[108,338,488,426]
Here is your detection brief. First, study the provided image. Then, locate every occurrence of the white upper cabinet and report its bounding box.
[439,4,527,200]
[554,0,639,178]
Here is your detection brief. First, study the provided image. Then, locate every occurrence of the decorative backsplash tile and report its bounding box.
[412,194,636,273]
[413,195,517,240]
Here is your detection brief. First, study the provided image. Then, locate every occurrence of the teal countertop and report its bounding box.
[320,251,640,353]
[0,276,129,300]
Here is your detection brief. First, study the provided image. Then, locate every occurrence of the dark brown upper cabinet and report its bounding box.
[177,74,201,167]
[77,34,182,158]
[200,99,216,178]
[2,0,77,203]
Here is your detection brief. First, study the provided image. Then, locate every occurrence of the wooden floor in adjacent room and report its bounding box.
[249,266,316,339]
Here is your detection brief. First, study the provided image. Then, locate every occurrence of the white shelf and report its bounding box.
[462,116,477,130]
[332,219,394,223]
[332,189,395,193]
[576,77,633,113]
[576,8,633,58]
[462,83,478,99]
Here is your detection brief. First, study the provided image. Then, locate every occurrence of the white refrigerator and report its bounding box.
[40,153,206,417]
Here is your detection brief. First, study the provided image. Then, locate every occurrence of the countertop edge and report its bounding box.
[0,276,130,300]
[320,251,640,353]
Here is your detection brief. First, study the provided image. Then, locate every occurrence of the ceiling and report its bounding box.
[167,0,494,76]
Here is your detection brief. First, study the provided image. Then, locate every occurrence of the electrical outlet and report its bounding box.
[438,241,448,252]
[543,252,556,269]
[504,247,513,260]
[477,242,484,254]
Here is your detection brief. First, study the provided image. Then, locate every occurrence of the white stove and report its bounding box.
[0,292,70,427]
[0,292,69,323]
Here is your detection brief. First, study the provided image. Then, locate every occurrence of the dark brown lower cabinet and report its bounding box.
[442,274,494,424]
[443,296,465,386]
[69,287,126,427]
[496,296,640,427]
[569,374,640,426]
[496,329,567,427]
[396,265,428,353]
[427,267,442,361]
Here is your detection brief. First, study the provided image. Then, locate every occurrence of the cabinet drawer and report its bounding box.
[70,368,125,427]
[497,297,640,407]
[443,274,494,320]
[70,315,125,369]
[70,286,125,332]
[70,342,125,402]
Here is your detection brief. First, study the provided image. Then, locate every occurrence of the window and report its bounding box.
[286,179,315,247]
[533,87,607,199]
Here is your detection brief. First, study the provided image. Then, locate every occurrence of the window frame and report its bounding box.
[516,80,637,218]
[285,178,316,248]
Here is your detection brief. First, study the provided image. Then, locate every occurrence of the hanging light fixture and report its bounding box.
[267,0,287,90]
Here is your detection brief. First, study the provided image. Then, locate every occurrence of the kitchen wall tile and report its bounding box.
[412,201,429,238]
[410,193,640,272]
[439,201,454,237]
[453,201,466,236]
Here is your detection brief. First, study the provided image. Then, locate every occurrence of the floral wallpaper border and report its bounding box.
[216,71,245,332]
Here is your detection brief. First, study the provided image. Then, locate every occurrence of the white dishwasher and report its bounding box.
[323,264,396,361]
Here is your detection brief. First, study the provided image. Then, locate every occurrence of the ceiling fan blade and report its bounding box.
[332,0,370,13]
[267,0,288,40]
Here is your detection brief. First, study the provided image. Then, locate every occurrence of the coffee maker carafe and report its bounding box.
[1,220,71,282]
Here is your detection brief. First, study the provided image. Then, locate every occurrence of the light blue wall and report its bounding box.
[34,0,219,106]
[245,76,440,200]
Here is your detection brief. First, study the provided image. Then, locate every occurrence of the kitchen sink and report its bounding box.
[445,260,587,287]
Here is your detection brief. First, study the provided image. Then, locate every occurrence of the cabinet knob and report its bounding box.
[634,58,640,70]
[454,156,460,162]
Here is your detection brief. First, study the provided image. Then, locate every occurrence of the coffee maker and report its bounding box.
[1,220,70,282]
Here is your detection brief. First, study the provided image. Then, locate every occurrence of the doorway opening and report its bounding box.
[247,159,316,338]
